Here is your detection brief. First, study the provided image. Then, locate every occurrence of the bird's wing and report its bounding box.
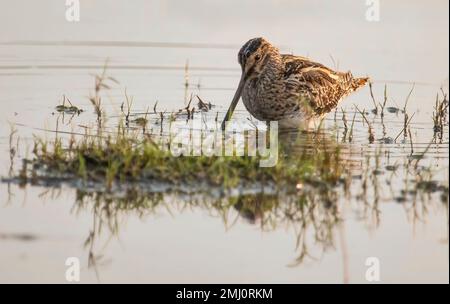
[282,55,354,115]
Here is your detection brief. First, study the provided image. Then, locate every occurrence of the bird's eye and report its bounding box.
[255,55,261,61]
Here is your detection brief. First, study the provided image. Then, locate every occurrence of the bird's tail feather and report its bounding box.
[352,77,369,91]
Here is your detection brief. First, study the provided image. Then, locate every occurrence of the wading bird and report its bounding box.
[221,37,368,129]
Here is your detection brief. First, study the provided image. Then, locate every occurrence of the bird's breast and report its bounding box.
[241,79,268,120]
[242,77,302,122]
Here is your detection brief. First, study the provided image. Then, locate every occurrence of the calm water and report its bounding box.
[0,0,448,283]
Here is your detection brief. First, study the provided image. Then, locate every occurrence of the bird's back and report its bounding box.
[281,54,368,116]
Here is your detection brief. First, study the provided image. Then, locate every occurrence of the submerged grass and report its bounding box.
[6,67,447,207]
[25,124,345,193]
[9,63,347,192]
[9,65,346,194]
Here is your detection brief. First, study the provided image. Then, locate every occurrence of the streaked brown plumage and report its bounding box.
[221,37,369,129]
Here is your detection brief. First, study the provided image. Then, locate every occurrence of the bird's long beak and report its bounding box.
[221,73,246,130]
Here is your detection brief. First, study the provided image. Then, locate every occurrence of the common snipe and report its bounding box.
[221,37,369,129]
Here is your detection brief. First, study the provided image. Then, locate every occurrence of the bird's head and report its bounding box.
[238,37,279,80]
[221,37,279,129]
